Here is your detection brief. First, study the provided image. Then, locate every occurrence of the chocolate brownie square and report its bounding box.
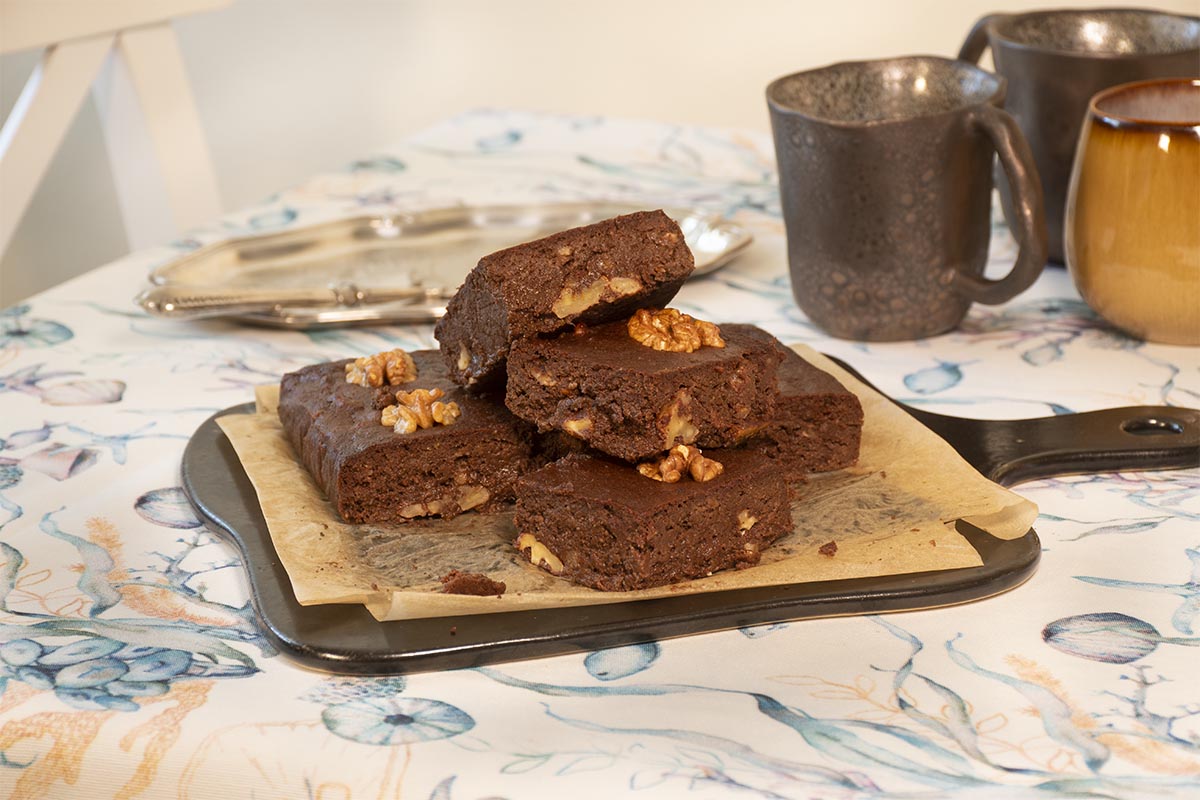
[506,319,782,462]
[728,326,863,475]
[514,449,790,591]
[278,350,534,524]
[434,210,694,389]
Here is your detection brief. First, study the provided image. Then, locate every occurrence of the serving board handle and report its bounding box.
[828,357,1200,487]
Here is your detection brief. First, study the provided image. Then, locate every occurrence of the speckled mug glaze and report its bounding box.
[767,56,1047,342]
[959,8,1200,264]
[1067,79,1200,346]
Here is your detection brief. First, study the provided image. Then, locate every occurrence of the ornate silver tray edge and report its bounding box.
[143,203,753,329]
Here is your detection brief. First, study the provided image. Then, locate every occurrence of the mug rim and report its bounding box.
[988,7,1200,60]
[1089,77,1200,131]
[765,55,1005,128]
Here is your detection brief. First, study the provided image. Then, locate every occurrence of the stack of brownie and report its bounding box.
[278,210,864,593]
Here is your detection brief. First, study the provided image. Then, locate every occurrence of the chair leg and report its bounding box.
[118,22,223,235]
[0,34,114,259]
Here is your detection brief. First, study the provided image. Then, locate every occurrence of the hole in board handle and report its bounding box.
[1121,417,1186,437]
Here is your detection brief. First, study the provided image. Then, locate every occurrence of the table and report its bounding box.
[1,110,1198,799]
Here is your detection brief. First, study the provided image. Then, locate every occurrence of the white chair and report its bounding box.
[0,0,228,258]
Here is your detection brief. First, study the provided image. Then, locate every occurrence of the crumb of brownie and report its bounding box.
[818,541,838,557]
[440,569,507,596]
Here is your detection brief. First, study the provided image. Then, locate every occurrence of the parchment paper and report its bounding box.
[217,346,1037,620]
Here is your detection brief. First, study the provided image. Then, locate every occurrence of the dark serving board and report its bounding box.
[182,361,1199,674]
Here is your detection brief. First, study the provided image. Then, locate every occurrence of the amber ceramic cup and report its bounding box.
[1066,78,1200,346]
[959,8,1200,264]
[767,56,1047,342]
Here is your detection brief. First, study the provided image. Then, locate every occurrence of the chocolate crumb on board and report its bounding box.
[440,569,507,596]
[818,541,838,557]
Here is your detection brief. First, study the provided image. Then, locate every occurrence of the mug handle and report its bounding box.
[954,104,1048,305]
[957,14,1000,63]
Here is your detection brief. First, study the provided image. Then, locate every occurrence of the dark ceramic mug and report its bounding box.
[958,8,1200,264]
[766,56,1047,342]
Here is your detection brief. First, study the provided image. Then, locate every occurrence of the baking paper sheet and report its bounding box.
[217,346,1037,620]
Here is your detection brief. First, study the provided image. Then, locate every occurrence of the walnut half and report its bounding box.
[627,308,725,353]
[637,444,724,483]
[346,349,418,387]
[381,387,461,433]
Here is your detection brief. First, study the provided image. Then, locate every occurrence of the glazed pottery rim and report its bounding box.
[988,7,1200,60]
[1090,77,1200,131]
[766,55,1005,128]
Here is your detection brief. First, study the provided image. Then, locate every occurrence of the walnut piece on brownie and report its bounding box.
[434,210,694,389]
[505,319,782,462]
[278,350,534,524]
[513,449,789,591]
[627,307,725,353]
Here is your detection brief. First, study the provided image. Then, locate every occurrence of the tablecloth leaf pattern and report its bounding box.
[1,110,1197,798]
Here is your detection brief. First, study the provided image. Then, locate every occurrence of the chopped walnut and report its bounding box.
[345,349,418,387]
[516,533,564,575]
[552,276,643,319]
[381,387,461,433]
[637,444,724,483]
[659,390,698,449]
[561,416,593,437]
[627,308,725,353]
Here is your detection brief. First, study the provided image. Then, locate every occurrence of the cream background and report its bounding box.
[1,0,1196,304]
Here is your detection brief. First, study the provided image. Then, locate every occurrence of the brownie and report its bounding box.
[506,320,782,462]
[434,210,694,389]
[728,325,864,475]
[278,350,534,524]
[514,449,790,591]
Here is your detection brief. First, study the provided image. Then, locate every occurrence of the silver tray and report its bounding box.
[141,203,753,328]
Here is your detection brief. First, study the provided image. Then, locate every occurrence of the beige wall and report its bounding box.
[2,0,1197,304]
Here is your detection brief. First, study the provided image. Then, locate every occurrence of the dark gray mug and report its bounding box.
[766,56,1047,342]
[959,8,1200,264]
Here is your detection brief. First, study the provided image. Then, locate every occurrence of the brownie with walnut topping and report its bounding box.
[278,350,534,524]
[505,319,782,462]
[434,210,694,390]
[513,448,790,591]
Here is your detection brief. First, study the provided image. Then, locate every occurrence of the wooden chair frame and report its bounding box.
[0,0,228,257]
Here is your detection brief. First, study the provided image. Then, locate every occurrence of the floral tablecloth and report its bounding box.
[1,110,1198,799]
